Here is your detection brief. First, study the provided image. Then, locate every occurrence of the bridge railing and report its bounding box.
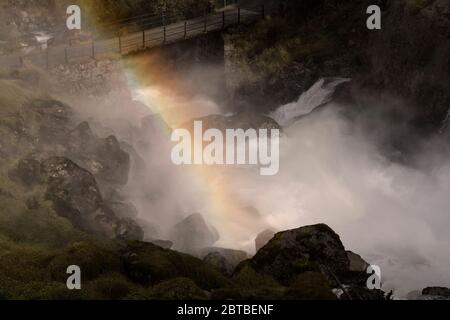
[0,4,281,70]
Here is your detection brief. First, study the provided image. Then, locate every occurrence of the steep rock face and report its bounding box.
[364,0,450,132]
[4,98,132,189]
[248,224,349,286]
[223,0,370,113]
[346,251,369,272]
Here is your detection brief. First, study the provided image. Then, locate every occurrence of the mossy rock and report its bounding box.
[48,241,122,281]
[232,261,280,288]
[123,241,232,290]
[248,224,349,285]
[283,272,336,300]
[13,281,88,300]
[84,272,142,300]
[0,240,55,283]
[146,277,209,300]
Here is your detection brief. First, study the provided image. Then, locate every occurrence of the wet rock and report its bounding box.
[183,113,281,133]
[365,0,450,133]
[41,157,104,224]
[340,270,386,300]
[169,213,219,255]
[148,239,173,249]
[422,287,450,299]
[255,229,277,252]
[248,224,349,286]
[346,251,369,272]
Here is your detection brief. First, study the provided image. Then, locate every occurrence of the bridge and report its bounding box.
[0,4,279,70]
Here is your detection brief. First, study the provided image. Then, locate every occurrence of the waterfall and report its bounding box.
[270,77,350,127]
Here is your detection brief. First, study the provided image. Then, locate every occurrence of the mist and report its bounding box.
[45,52,450,298]
[128,76,450,298]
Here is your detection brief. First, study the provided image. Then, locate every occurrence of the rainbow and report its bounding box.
[121,48,260,249]
[75,4,271,249]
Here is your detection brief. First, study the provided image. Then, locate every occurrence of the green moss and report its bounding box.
[284,272,336,300]
[291,257,321,274]
[146,277,208,300]
[0,79,35,116]
[232,261,279,288]
[48,241,122,281]
[0,174,89,248]
[85,272,142,300]
[124,241,232,290]
[0,240,55,283]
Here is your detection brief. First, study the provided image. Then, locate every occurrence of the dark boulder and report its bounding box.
[422,287,450,299]
[346,251,369,272]
[248,224,349,286]
[148,239,173,249]
[182,112,281,133]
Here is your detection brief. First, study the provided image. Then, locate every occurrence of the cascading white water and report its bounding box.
[270,77,350,127]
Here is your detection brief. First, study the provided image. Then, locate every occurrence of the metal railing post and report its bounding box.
[163,25,166,43]
[262,5,265,19]
[184,21,187,39]
[204,14,207,33]
[238,7,241,24]
[222,11,225,28]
